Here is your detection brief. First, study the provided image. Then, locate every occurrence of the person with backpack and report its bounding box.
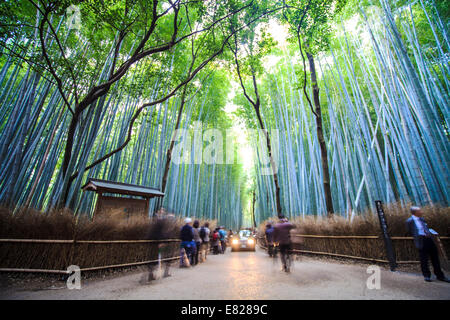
[199,222,210,262]
[219,226,227,254]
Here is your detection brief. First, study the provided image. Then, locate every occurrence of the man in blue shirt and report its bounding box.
[180,218,195,267]
[406,207,449,282]
[219,226,227,254]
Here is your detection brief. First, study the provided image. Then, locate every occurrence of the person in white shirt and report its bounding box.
[406,206,449,282]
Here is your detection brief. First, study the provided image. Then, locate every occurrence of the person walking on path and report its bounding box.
[406,207,450,283]
[192,220,201,265]
[219,226,227,254]
[180,218,195,267]
[199,222,210,262]
[265,222,275,257]
[273,217,295,273]
[144,215,174,281]
[212,228,220,255]
[227,229,234,245]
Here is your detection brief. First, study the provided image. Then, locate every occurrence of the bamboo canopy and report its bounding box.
[0,0,447,228]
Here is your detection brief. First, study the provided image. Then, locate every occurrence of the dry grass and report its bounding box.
[259,202,450,237]
[258,202,450,262]
[0,207,217,240]
[0,207,216,271]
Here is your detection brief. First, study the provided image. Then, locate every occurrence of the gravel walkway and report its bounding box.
[1,248,449,300]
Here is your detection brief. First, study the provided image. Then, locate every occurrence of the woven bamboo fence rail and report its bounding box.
[0,238,181,274]
[257,235,450,264]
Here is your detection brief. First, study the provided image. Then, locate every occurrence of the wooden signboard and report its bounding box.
[82,178,163,218]
[96,195,148,219]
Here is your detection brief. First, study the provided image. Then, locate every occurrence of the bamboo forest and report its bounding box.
[0,0,448,230]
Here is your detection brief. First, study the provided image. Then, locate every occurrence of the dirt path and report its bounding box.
[1,248,449,300]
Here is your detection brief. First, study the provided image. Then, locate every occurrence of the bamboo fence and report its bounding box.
[0,238,181,274]
[257,234,450,264]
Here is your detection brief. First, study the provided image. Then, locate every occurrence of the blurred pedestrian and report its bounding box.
[143,215,175,282]
[265,222,275,257]
[180,217,195,267]
[406,207,449,282]
[199,222,210,262]
[192,220,201,265]
[273,216,295,273]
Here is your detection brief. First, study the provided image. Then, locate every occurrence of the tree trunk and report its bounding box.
[156,84,189,215]
[59,113,79,207]
[251,189,257,228]
[254,106,283,218]
[306,51,334,217]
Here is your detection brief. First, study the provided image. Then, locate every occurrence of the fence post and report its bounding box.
[375,200,397,271]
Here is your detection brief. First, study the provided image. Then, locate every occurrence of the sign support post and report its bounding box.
[375,200,397,271]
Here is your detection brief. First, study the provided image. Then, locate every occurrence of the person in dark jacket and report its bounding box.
[406,207,449,282]
[273,217,295,272]
[180,218,195,267]
[192,220,201,265]
[265,222,275,257]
